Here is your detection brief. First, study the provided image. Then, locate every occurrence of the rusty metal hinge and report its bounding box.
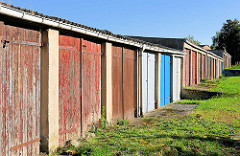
[1,40,9,48]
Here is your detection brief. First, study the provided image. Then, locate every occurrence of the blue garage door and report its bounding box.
[160,54,171,106]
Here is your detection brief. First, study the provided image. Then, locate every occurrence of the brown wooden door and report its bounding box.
[112,46,123,123]
[123,48,136,120]
[112,46,136,122]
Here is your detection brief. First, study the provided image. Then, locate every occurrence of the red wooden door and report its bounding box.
[59,35,81,146]
[211,59,214,80]
[202,55,205,79]
[81,39,101,135]
[198,53,201,83]
[208,57,210,79]
[192,51,196,85]
[214,59,215,79]
[224,55,227,68]
[0,22,41,156]
[184,49,190,87]
[0,21,6,156]
[112,46,123,123]
[123,48,136,120]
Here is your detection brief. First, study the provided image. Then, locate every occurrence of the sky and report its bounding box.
[3,0,240,45]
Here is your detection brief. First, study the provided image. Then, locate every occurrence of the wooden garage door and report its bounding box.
[81,39,101,135]
[142,52,155,114]
[59,35,81,146]
[59,36,101,142]
[174,57,182,101]
[184,49,190,87]
[123,48,136,120]
[202,55,206,79]
[112,46,123,122]
[0,22,41,156]
[112,46,136,122]
[198,53,201,84]
[160,54,171,106]
[192,51,196,85]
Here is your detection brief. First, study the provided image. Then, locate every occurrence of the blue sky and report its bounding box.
[4,0,240,45]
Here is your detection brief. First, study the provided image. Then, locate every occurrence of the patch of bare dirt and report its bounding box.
[186,83,217,91]
[145,109,194,118]
[128,103,198,126]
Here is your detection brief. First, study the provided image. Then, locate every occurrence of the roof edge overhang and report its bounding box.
[184,40,223,60]
[0,3,185,55]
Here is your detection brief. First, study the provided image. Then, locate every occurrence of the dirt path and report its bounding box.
[128,103,198,126]
[144,103,198,118]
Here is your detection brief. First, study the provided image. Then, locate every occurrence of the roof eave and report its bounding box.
[184,40,223,60]
[0,3,185,55]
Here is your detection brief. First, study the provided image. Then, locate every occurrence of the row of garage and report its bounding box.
[130,37,225,87]
[0,3,228,155]
[183,41,224,87]
[0,20,182,155]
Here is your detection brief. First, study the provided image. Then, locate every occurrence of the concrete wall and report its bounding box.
[101,42,113,123]
[155,53,161,108]
[41,29,59,152]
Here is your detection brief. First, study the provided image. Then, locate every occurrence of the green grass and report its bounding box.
[56,76,240,156]
[225,63,240,70]
[214,76,240,94]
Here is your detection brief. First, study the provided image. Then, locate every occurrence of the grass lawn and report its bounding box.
[55,76,240,156]
[225,64,240,70]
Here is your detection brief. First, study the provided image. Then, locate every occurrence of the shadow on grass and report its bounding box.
[94,133,240,154]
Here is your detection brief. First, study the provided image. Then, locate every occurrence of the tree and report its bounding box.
[185,35,201,45]
[211,19,240,64]
[210,31,220,50]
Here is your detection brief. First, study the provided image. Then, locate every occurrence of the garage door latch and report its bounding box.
[1,40,9,48]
